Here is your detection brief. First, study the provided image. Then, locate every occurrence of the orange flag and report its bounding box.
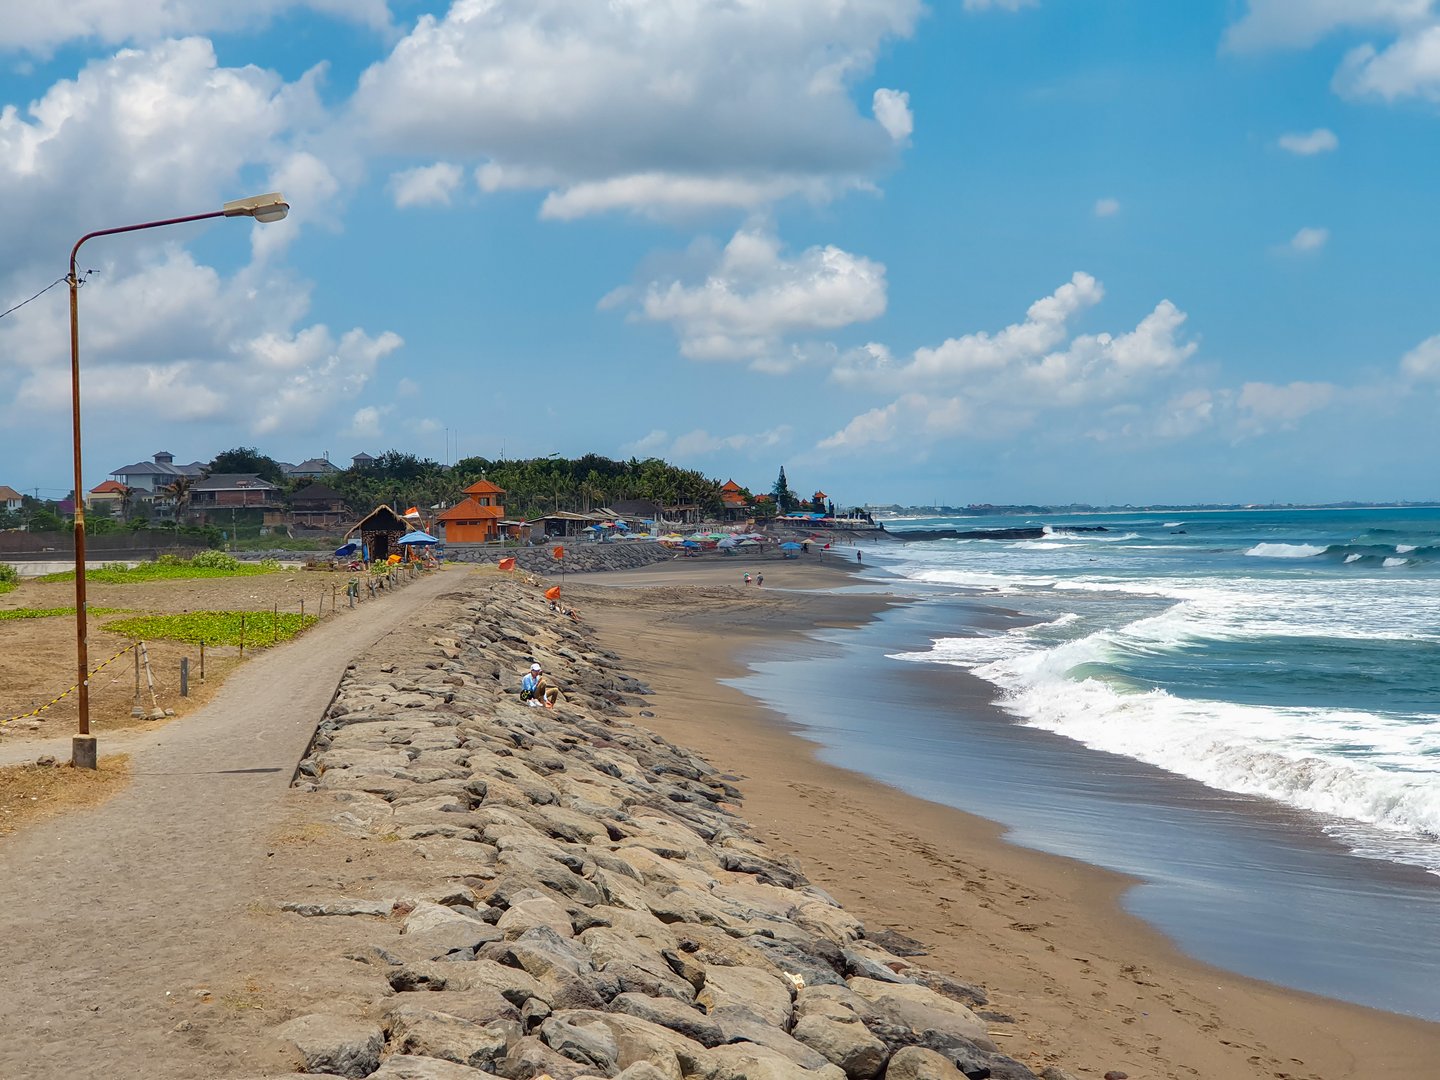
[498,557,516,571]
[545,586,562,601]
[552,545,565,559]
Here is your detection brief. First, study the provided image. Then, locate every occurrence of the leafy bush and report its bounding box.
[189,550,242,570]
[103,610,316,646]
[0,562,18,594]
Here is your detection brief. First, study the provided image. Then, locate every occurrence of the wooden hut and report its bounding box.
[345,504,409,563]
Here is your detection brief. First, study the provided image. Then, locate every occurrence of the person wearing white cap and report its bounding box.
[520,662,543,707]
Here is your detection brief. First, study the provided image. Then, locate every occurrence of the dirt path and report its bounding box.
[0,566,464,1080]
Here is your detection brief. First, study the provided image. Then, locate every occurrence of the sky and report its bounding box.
[2,1,1440,508]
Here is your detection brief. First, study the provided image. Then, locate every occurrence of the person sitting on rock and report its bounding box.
[520,662,543,707]
[534,670,561,708]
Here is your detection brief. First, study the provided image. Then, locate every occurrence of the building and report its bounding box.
[86,480,129,512]
[284,456,341,480]
[188,473,282,509]
[719,479,749,521]
[289,483,349,527]
[350,452,376,470]
[436,479,507,543]
[0,485,23,514]
[108,450,204,493]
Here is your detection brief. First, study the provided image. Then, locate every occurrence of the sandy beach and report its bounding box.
[570,556,1440,1080]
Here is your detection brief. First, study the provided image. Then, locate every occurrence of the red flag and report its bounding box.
[498,557,516,571]
[545,586,562,601]
[552,545,565,559]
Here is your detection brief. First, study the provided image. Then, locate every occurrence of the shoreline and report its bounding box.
[573,557,1440,1080]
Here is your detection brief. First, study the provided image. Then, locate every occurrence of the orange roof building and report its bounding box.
[438,481,507,543]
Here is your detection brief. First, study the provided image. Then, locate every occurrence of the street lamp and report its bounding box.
[67,192,289,770]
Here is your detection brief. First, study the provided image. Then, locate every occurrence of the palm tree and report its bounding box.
[163,477,193,524]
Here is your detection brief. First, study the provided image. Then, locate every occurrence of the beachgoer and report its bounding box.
[743,572,751,586]
[756,572,763,587]
[535,671,561,708]
[856,550,863,564]
[520,662,543,707]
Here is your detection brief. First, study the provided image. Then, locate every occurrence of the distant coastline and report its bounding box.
[871,501,1440,518]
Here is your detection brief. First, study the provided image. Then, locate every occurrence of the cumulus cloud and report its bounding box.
[1278,128,1339,154]
[1093,197,1121,217]
[873,89,914,143]
[0,37,326,264]
[390,163,465,208]
[621,425,792,460]
[622,226,887,366]
[1224,0,1431,52]
[347,404,393,439]
[1400,333,1440,378]
[820,273,1199,453]
[1289,226,1330,253]
[0,247,402,439]
[349,0,921,217]
[1335,25,1440,100]
[0,1,391,53]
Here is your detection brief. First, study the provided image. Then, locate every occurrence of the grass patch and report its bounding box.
[37,563,279,585]
[0,606,128,620]
[0,754,131,836]
[101,610,317,647]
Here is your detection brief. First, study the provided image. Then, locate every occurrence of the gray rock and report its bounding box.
[884,1047,965,1080]
[280,899,391,918]
[791,1013,888,1079]
[704,1042,848,1080]
[708,1005,831,1070]
[606,992,723,1047]
[541,1013,622,1071]
[499,894,577,938]
[696,965,794,1029]
[370,1055,499,1079]
[273,1014,383,1079]
[386,1004,514,1072]
[386,988,522,1026]
[500,1033,600,1079]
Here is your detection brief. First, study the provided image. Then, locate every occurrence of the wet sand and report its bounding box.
[569,556,1440,1080]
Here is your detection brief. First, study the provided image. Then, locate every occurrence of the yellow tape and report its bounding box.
[2,642,139,726]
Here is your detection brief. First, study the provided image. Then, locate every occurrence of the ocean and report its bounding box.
[728,507,1440,1019]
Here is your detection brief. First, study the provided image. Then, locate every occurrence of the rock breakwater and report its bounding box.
[251,573,1055,1080]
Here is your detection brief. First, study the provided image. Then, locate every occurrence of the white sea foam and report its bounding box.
[1245,542,1327,559]
[1397,544,1418,554]
[1163,521,1183,527]
[969,637,1440,868]
[1384,557,1408,568]
[1345,553,1362,563]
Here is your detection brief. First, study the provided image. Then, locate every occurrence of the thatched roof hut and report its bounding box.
[345,504,409,562]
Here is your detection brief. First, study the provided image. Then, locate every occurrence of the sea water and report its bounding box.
[729,506,1440,1018]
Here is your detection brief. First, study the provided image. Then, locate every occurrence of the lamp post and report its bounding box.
[67,193,289,769]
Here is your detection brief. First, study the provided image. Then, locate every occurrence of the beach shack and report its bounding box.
[346,504,409,564]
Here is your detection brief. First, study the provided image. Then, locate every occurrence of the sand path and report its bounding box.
[0,566,461,1080]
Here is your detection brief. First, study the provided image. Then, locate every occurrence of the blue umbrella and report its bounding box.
[780,541,803,551]
[398,529,439,545]
[334,542,358,556]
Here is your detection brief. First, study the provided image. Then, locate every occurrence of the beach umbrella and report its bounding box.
[398,529,439,545]
[682,540,700,548]
[545,586,562,601]
[333,542,358,556]
[780,542,802,551]
[737,539,759,547]
[717,537,739,548]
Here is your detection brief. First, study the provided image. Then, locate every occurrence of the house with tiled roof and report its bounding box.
[188,473,281,509]
[437,480,508,543]
[86,479,129,511]
[284,456,340,480]
[0,485,23,513]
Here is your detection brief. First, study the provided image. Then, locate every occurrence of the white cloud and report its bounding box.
[1290,226,1330,253]
[1400,333,1440,378]
[1237,381,1336,427]
[820,274,1200,453]
[1335,26,1440,100]
[347,404,393,439]
[1277,128,1339,154]
[350,0,922,217]
[0,38,326,265]
[0,248,402,439]
[962,0,1038,11]
[621,425,792,460]
[1093,197,1120,217]
[1224,1,1431,52]
[625,226,887,365]
[872,89,914,143]
[390,163,465,208]
[0,1,391,53]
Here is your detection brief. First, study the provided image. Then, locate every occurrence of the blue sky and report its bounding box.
[3,1,1440,507]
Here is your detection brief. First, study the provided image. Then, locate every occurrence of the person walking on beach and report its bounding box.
[756,572,763,587]
[856,550,863,564]
[743,572,751,586]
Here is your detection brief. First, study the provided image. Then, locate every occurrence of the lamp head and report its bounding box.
[222,192,289,223]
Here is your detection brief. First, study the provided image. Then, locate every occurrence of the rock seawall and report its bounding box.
[251,574,1059,1080]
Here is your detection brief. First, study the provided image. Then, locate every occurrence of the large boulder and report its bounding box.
[272,1014,384,1079]
[791,1013,888,1079]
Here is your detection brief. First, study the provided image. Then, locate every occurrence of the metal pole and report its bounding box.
[68,264,94,769]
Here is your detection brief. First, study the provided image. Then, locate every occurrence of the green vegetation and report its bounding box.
[0,606,127,621]
[102,610,317,646]
[35,552,280,584]
[0,563,18,596]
